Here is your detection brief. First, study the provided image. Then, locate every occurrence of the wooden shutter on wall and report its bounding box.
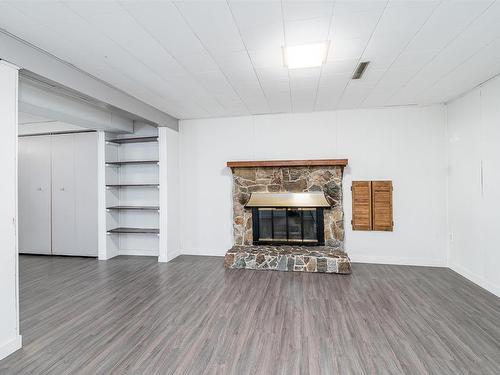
[351,181,372,230]
[371,181,393,231]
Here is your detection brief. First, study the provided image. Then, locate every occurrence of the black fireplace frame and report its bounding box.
[251,207,325,246]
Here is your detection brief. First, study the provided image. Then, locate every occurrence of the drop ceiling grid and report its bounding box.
[226,3,277,114]
[385,0,497,107]
[398,1,500,106]
[334,1,389,109]
[5,1,214,119]
[120,2,230,118]
[1,0,500,119]
[356,0,442,109]
[173,1,265,116]
[312,0,338,112]
[2,1,194,119]
[316,2,388,110]
[64,1,218,118]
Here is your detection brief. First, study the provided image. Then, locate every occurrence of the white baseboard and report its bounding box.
[98,253,117,260]
[0,335,22,361]
[158,251,181,263]
[118,249,158,257]
[180,249,226,257]
[348,254,447,268]
[179,250,449,267]
[106,246,447,268]
[98,246,119,260]
[450,262,500,298]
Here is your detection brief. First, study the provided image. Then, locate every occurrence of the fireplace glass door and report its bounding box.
[252,207,324,245]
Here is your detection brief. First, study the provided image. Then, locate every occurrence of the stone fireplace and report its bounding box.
[224,160,351,274]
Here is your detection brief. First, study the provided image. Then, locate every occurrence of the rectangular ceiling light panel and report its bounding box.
[283,42,329,69]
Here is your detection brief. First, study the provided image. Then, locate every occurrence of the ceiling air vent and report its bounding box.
[352,61,370,80]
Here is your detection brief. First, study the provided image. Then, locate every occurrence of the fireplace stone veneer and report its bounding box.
[225,161,351,274]
[225,245,351,274]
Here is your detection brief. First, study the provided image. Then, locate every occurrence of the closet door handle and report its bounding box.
[37,187,43,191]
[60,187,65,191]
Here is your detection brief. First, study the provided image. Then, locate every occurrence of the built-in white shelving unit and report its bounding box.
[105,129,160,257]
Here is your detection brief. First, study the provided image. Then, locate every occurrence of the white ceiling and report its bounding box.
[2,1,500,120]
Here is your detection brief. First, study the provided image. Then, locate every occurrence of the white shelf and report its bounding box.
[105,130,160,257]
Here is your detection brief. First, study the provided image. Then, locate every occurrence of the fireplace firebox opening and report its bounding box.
[245,192,330,246]
[251,207,325,246]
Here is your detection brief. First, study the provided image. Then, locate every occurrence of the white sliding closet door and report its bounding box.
[18,132,98,256]
[51,134,76,255]
[74,132,98,256]
[18,135,52,254]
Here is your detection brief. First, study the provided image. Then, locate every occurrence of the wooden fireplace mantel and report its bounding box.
[227,159,348,169]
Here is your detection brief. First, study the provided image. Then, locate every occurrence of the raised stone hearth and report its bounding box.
[225,245,351,274]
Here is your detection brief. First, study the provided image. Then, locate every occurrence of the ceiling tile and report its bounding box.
[406,0,494,52]
[291,88,316,112]
[285,17,331,45]
[223,69,260,87]
[248,48,284,69]
[327,38,366,61]
[212,50,254,70]
[256,67,290,82]
[238,24,285,51]
[175,51,220,74]
[175,1,245,53]
[330,9,384,40]
[121,2,206,56]
[315,85,345,111]
[243,96,271,114]
[321,59,358,75]
[193,71,237,96]
[228,1,282,30]
[260,79,290,94]
[282,1,334,22]
[334,1,387,14]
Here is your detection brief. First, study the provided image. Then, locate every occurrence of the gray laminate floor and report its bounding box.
[1,255,499,374]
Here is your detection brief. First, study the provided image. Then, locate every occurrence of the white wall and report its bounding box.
[159,127,180,262]
[0,61,21,360]
[166,128,180,261]
[447,75,500,297]
[179,105,448,266]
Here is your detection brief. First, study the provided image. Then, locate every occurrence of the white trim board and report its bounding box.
[179,250,448,267]
[450,262,500,298]
[0,61,22,361]
[158,127,168,262]
[179,249,230,258]
[0,335,22,361]
[97,131,107,261]
[349,255,447,268]
[159,250,181,263]
[117,249,159,257]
